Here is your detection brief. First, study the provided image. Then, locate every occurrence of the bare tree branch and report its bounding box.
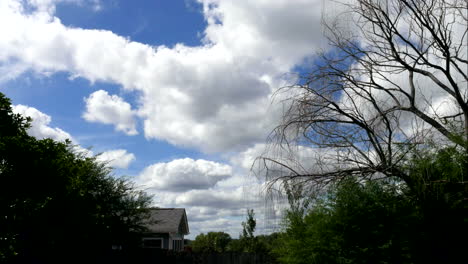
[258,0,468,195]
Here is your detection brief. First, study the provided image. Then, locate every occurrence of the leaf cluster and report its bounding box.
[191,232,232,253]
[274,178,420,264]
[274,146,467,264]
[0,93,152,263]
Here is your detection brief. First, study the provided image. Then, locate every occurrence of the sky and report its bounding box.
[0,0,329,239]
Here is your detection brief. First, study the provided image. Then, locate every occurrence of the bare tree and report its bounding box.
[257,0,468,192]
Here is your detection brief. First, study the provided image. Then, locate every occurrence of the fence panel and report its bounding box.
[107,250,275,264]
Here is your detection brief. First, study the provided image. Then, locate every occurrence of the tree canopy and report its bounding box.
[258,0,467,188]
[191,232,232,253]
[257,0,467,263]
[275,158,466,264]
[0,92,152,263]
[275,178,419,264]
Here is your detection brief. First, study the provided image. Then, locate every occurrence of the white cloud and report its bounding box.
[231,143,334,176]
[0,0,325,152]
[163,183,272,239]
[135,156,267,238]
[11,104,94,156]
[83,90,138,136]
[174,187,244,208]
[0,0,381,239]
[0,61,29,83]
[11,104,135,168]
[12,104,73,142]
[144,182,263,239]
[96,149,136,169]
[137,158,232,192]
[198,0,324,68]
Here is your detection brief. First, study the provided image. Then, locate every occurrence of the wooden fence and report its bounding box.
[108,249,276,264]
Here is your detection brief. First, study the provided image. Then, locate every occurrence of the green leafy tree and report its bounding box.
[403,146,467,262]
[254,233,281,258]
[274,145,467,264]
[0,92,152,263]
[240,209,257,252]
[241,209,256,240]
[275,178,421,264]
[256,0,467,261]
[191,232,232,253]
[228,209,277,254]
[226,238,244,252]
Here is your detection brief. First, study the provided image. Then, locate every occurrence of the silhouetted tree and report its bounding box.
[191,232,232,253]
[259,0,467,190]
[0,92,152,263]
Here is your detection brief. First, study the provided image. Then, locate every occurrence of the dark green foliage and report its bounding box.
[242,209,256,239]
[226,209,280,256]
[227,209,263,253]
[239,209,258,252]
[274,179,421,264]
[0,92,152,263]
[226,238,244,252]
[274,146,468,264]
[191,232,232,253]
[254,233,280,254]
[0,93,30,138]
[403,146,468,263]
[227,234,280,255]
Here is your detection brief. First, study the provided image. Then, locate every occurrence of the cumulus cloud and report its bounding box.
[12,104,73,142]
[137,158,232,192]
[144,182,264,238]
[2,0,465,239]
[231,143,334,176]
[11,103,136,169]
[1,0,329,238]
[96,149,136,169]
[135,156,266,238]
[153,183,271,238]
[189,217,243,237]
[174,188,244,208]
[11,104,95,157]
[0,0,325,152]
[83,90,138,135]
[146,186,250,212]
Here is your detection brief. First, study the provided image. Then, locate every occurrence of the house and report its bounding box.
[142,208,189,251]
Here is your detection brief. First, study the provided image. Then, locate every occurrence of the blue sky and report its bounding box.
[0,0,326,238]
[56,0,206,46]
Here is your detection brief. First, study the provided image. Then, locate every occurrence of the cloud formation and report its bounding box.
[0,0,324,152]
[137,158,232,192]
[12,104,73,142]
[1,0,326,238]
[96,149,136,169]
[83,90,138,135]
[135,156,266,237]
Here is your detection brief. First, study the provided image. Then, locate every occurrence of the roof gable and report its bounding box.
[146,208,189,235]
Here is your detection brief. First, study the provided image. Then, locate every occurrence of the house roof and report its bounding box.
[146,208,189,235]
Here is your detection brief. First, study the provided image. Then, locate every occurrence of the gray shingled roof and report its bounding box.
[146,208,189,235]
